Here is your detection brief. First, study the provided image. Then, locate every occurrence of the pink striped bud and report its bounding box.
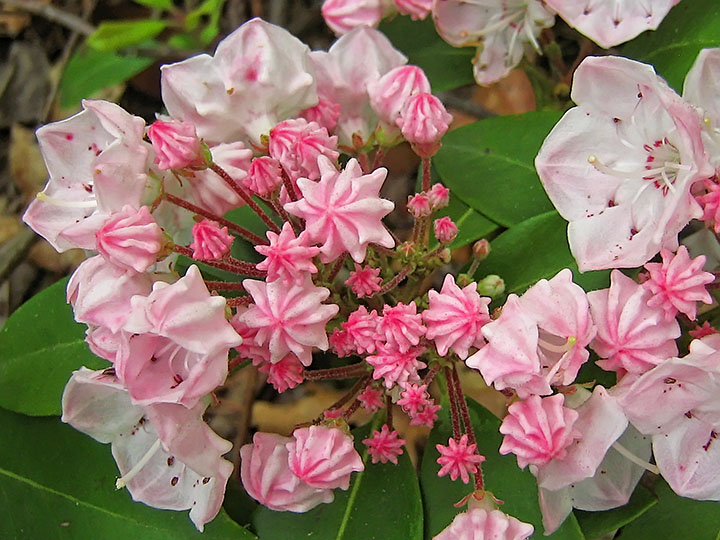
[407,193,432,217]
[427,183,450,209]
[433,216,458,244]
[397,93,452,158]
[393,0,431,20]
[190,220,234,260]
[321,0,388,35]
[368,65,431,125]
[243,156,283,196]
[147,120,204,170]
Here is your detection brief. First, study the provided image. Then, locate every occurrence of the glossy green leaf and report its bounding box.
[420,388,585,539]
[60,48,153,109]
[473,211,609,295]
[622,0,720,92]
[575,484,657,539]
[434,112,562,227]
[0,407,254,539]
[619,480,720,540]
[87,20,168,52]
[185,0,225,45]
[0,278,106,416]
[379,16,475,92]
[132,0,173,9]
[252,420,423,540]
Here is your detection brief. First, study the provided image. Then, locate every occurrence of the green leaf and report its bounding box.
[619,480,720,540]
[434,112,563,227]
[0,278,106,416]
[379,16,475,92]
[87,20,168,52]
[431,197,500,250]
[0,407,254,539]
[474,211,610,295]
[252,420,423,540]
[133,0,173,9]
[60,48,153,109]
[622,0,720,92]
[575,484,658,539]
[185,0,225,45]
[420,389,586,539]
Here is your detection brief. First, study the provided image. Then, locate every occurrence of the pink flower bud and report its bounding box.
[368,65,431,125]
[189,220,234,260]
[407,193,432,217]
[393,0,431,20]
[301,97,341,133]
[345,263,382,298]
[427,183,450,209]
[147,120,204,170]
[321,0,388,35]
[243,156,284,197]
[286,425,364,490]
[434,216,458,245]
[96,205,164,273]
[397,93,453,158]
[473,238,491,260]
[269,118,339,180]
[363,424,405,464]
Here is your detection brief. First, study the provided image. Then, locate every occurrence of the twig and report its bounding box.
[3,0,96,35]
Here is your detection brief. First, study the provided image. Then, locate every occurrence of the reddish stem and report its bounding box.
[386,394,394,430]
[372,147,385,170]
[326,253,347,284]
[173,245,267,277]
[204,280,247,291]
[319,376,371,421]
[280,169,299,202]
[422,364,441,387]
[164,193,267,245]
[451,363,484,491]
[303,362,369,381]
[376,265,412,296]
[342,398,362,420]
[226,296,253,307]
[210,162,280,233]
[444,366,462,441]
[422,157,431,192]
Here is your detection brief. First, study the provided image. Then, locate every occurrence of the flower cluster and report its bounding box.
[321,0,683,86]
[21,10,720,540]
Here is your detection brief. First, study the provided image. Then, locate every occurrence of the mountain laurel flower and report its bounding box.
[427,182,450,209]
[363,424,406,464]
[436,434,485,484]
[368,65,431,125]
[147,120,205,171]
[321,0,389,35]
[366,344,427,388]
[236,276,339,365]
[284,156,395,263]
[544,0,681,49]
[240,432,334,512]
[397,383,430,416]
[397,93,452,158]
[380,301,427,353]
[345,263,383,297]
[287,426,364,490]
[258,354,304,393]
[190,220,234,260]
[433,508,534,540]
[301,97,342,133]
[255,222,321,285]
[423,274,491,359]
[342,305,383,354]
[434,216,459,245]
[642,245,714,321]
[95,205,164,273]
[499,394,581,469]
[407,193,432,217]
[242,156,284,197]
[269,118,339,180]
[357,384,385,412]
[535,55,712,271]
[588,270,680,375]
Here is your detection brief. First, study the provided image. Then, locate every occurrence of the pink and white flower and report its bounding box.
[268,118,339,181]
[433,508,533,540]
[284,156,395,263]
[535,55,713,271]
[255,222,320,286]
[190,220,234,261]
[345,263,383,297]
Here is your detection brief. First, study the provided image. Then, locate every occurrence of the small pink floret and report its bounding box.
[255,222,320,285]
[345,263,382,298]
[435,434,485,484]
[642,245,714,321]
[363,424,405,464]
[190,220,234,260]
[357,385,385,412]
[433,217,458,245]
[243,156,283,197]
[96,205,164,273]
[269,118,339,181]
[379,301,426,353]
[397,93,452,158]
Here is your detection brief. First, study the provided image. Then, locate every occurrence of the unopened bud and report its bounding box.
[433,216,458,245]
[397,92,452,158]
[477,275,504,298]
[427,183,450,209]
[407,193,432,217]
[439,247,452,264]
[147,120,204,171]
[473,239,491,260]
